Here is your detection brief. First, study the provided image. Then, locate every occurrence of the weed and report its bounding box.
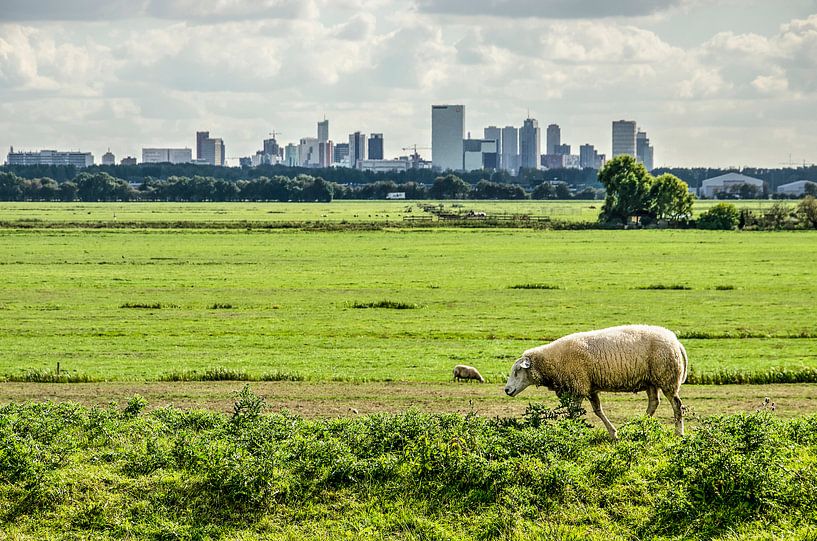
[714,284,736,290]
[351,300,419,309]
[636,284,692,290]
[209,303,234,309]
[508,283,561,290]
[120,302,164,309]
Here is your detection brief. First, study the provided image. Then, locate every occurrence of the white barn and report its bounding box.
[700,172,765,198]
[777,180,817,196]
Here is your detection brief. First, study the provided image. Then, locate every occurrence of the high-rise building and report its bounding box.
[555,143,570,155]
[196,131,209,161]
[298,138,319,167]
[368,133,384,160]
[101,149,115,166]
[263,137,280,159]
[579,144,602,169]
[141,148,192,164]
[318,141,333,168]
[431,105,465,171]
[7,148,95,168]
[349,132,367,168]
[612,120,637,158]
[333,143,349,164]
[501,126,518,174]
[546,124,561,155]
[317,119,329,143]
[120,156,137,166]
[284,143,299,167]
[636,130,654,171]
[484,126,502,168]
[463,139,498,171]
[200,137,225,166]
[519,117,541,170]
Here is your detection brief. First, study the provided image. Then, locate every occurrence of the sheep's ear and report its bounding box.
[520,357,531,369]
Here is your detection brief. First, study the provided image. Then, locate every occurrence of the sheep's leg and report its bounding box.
[646,385,660,416]
[589,392,618,441]
[662,388,684,436]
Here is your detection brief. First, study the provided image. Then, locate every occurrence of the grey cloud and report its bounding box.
[415,0,684,19]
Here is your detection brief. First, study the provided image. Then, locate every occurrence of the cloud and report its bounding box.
[415,0,685,19]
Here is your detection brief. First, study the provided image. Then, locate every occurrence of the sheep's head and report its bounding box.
[505,355,535,397]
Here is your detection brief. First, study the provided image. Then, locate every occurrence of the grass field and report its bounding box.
[1,207,816,384]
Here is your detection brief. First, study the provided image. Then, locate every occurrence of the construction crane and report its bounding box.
[267,130,282,140]
[400,145,431,168]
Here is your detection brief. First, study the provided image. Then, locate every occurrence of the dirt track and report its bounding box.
[1,381,814,428]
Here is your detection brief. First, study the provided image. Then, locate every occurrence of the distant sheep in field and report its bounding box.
[504,325,688,440]
[453,364,485,383]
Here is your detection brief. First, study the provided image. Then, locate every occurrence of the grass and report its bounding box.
[2,397,817,539]
[0,203,816,385]
[351,300,420,309]
[508,283,561,289]
[637,284,692,290]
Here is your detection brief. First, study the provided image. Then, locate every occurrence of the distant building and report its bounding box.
[579,144,598,169]
[141,148,192,164]
[386,192,406,199]
[368,133,384,160]
[101,149,115,166]
[298,137,320,167]
[463,139,498,171]
[484,126,502,168]
[555,143,570,156]
[333,143,349,164]
[284,143,299,167]
[636,130,654,170]
[541,154,580,169]
[239,157,252,168]
[519,117,541,170]
[349,132,367,169]
[200,137,225,166]
[263,138,281,160]
[358,159,409,173]
[546,124,560,155]
[120,156,137,166]
[700,172,764,198]
[432,105,465,171]
[777,180,817,196]
[196,131,209,161]
[318,141,333,168]
[317,119,329,143]
[7,148,94,168]
[612,120,637,158]
[501,126,519,174]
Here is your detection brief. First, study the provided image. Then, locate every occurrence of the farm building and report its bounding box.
[777,180,817,196]
[700,172,765,198]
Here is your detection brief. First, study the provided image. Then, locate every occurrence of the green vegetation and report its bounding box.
[2,396,817,539]
[0,213,816,383]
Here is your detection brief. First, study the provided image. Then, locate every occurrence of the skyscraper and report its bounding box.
[636,130,654,171]
[101,149,115,166]
[368,133,384,160]
[484,126,502,168]
[317,119,329,143]
[612,120,637,158]
[431,105,464,171]
[501,126,518,174]
[349,132,367,168]
[196,131,209,161]
[519,117,540,170]
[334,143,349,164]
[201,137,225,166]
[546,124,561,155]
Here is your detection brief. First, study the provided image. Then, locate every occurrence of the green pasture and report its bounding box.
[1,215,816,382]
[0,199,794,225]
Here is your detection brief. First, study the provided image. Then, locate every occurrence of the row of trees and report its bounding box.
[0,171,603,202]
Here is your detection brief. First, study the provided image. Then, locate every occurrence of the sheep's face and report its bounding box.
[505,356,535,397]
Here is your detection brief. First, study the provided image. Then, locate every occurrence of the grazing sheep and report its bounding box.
[504,325,688,439]
[453,364,485,383]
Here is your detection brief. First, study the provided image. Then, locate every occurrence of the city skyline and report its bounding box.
[1,1,816,168]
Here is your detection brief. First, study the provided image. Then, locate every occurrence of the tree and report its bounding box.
[531,182,556,200]
[597,155,654,224]
[650,173,694,223]
[0,172,23,201]
[697,202,739,230]
[797,196,817,229]
[429,174,470,199]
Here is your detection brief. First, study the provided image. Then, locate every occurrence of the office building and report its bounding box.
[555,143,570,155]
[284,143,299,167]
[349,132,367,169]
[501,126,519,174]
[636,130,654,171]
[263,137,281,159]
[612,120,637,158]
[318,141,333,168]
[101,149,115,166]
[484,126,502,168]
[7,148,95,168]
[199,137,225,166]
[463,139,498,171]
[120,156,137,166]
[298,138,319,167]
[196,131,209,161]
[519,117,541,170]
[141,148,192,164]
[317,119,329,143]
[546,124,561,155]
[358,159,409,173]
[579,144,604,169]
[368,133,384,160]
[431,105,465,171]
[333,143,349,164]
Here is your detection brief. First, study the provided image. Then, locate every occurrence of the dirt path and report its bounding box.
[1,381,814,428]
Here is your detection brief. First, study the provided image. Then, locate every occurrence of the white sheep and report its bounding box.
[453,364,485,383]
[504,325,688,439]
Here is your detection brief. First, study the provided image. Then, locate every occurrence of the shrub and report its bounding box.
[697,202,739,230]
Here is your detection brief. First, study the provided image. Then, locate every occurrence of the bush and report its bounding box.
[697,202,739,230]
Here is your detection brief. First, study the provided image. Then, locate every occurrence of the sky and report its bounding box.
[1,0,816,168]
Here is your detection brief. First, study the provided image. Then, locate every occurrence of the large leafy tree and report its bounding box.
[429,174,471,199]
[650,173,694,223]
[597,155,654,224]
